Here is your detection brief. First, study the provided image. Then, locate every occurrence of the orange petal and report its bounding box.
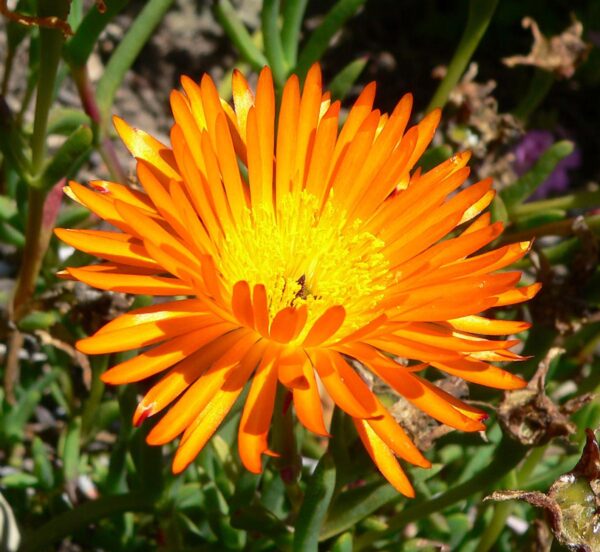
[232,280,254,328]
[493,283,542,307]
[54,228,160,270]
[145,331,257,442]
[252,284,270,337]
[101,322,235,384]
[254,67,275,207]
[293,358,329,436]
[238,346,280,473]
[278,348,309,389]
[78,300,216,354]
[353,418,415,497]
[67,266,193,296]
[303,305,345,347]
[232,69,254,138]
[275,74,300,206]
[432,358,527,390]
[113,115,179,179]
[270,305,308,343]
[311,350,377,419]
[171,340,266,474]
[447,316,531,336]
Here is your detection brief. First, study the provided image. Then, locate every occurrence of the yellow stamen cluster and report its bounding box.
[217,191,392,334]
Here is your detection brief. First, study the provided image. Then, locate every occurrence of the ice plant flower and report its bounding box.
[56,65,539,497]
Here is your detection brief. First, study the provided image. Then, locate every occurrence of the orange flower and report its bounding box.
[56,65,539,497]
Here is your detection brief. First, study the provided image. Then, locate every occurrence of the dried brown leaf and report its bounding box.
[503,17,591,79]
[486,429,600,551]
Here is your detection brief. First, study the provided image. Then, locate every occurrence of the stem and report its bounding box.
[500,214,600,244]
[273,388,303,515]
[70,64,127,182]
[355,437,526,550]
[6,0,69,401]
[281,0,308,66]
[475,446,546,552]
[81,356,108,441]
[475,471,518,552]
[19,492,154,552]
[427,0,499,112]
[10,186,46,320]
[1,47,15,97]
[3,330,24,404]
[30,1,69,176]
[513,69,554,122]
[512,190,600,218]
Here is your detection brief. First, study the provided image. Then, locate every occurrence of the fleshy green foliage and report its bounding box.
[1,0,600,551]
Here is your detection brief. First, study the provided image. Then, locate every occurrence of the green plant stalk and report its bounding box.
[295,0,366,80]
[7,0,69,403]
[1,46,15,97]
[512,190,600,218]
[427,0,499,111]
[10,0,67,313]
[215,0,268,71]
[513,69,554,122]
[81,356,108,441]
[70,64,127,182]
[96,0,175,124]
[30,1,70,176]
[281,0,308,66]
[273,388,303,515]
[500,213,600,245]
[19,492,154,552]
[262,0,288,88]
[475,445,546,552]
[355,437,526,550]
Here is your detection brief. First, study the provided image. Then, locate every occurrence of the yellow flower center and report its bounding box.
[217,191,392,334]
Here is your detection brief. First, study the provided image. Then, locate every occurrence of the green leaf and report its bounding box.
[60,417,81,485]
[39,125,93,190]
[32,437,55,490]
[328,57,368,101]
[230,502,290,539]
[262,0,288,87]
[55,204,92,228]
[1,472,39,489]
[0,197,17,221]
[64,0,130,67]
[0,222,25,248]
[320,481,399,541]
[281,0,308,66]
[295,0,367,79]
[47,107,92,136]
[19,492,154,552]
[5,0,33,52]
[499,140,574,211]
[331,532,353,552]
[490,193,508,224]
[293,452,336,552]
[4,371,57,442]
[513,209,566,231]
[0,103,32,181]
[215,0,268,72]
[17,310,59,331]
[417,144,453,174]
[96,0,175,123]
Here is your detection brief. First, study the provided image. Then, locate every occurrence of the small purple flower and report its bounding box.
[513,130,581,200]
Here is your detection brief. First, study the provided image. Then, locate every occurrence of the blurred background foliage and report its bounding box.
[0,0,599,550]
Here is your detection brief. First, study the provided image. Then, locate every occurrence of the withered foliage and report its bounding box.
[486,429,600,552]
[498,348,594,446]
[503,17,591,79]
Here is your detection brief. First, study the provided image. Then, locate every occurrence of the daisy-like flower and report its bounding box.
[56,65,539,497]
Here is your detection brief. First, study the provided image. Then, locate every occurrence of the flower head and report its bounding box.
[56,65,539,497]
